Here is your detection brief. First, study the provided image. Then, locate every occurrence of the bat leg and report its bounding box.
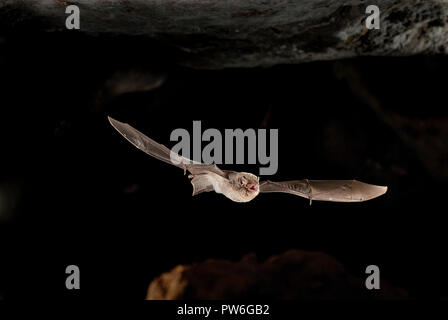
[188,173,214,196]
[188,173,207,180]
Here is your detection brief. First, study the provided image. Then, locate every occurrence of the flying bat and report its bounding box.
[108,117,388,203]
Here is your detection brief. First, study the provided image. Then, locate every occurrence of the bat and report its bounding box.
[108,117,388,203]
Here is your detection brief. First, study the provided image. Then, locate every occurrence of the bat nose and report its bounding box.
[248,184,258,192]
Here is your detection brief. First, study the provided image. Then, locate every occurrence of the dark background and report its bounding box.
[0,30,446,299]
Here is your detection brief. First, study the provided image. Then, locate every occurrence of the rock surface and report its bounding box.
[2,0,448,68]
[146,250,408,299]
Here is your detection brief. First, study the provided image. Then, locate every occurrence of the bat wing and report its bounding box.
[259,179,387,203]
[108,117,227,178]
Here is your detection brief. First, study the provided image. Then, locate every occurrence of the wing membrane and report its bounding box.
[259,179,387,202]
[108,117,226,177]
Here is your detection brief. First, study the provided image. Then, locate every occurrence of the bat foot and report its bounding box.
[188,173,207,180]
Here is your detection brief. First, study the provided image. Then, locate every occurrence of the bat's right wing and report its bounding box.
[259,179,387,203]
[108,117,227,178]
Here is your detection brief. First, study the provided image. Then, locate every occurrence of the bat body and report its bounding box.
[189,171,259,203]
[108,117,387,203]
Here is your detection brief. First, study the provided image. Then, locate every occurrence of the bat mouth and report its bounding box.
[247,184,258,192]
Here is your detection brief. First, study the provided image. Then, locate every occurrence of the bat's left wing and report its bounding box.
[108,116,226,178]
[259,179,387,203]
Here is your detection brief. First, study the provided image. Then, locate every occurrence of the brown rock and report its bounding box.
[146,250,408,299]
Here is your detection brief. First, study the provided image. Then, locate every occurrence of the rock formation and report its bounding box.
[147,250,407,299]
[2,0,448,68]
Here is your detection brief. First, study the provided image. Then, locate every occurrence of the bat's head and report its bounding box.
[233,172,260,201]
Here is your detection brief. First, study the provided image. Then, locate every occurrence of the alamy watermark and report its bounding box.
[169,121,278,176]
[365,265,380,290]
[366,5,380,30]
[65,265,80,290]
[65,5,80,30]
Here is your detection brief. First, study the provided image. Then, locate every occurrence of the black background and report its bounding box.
[0,29,446,299]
